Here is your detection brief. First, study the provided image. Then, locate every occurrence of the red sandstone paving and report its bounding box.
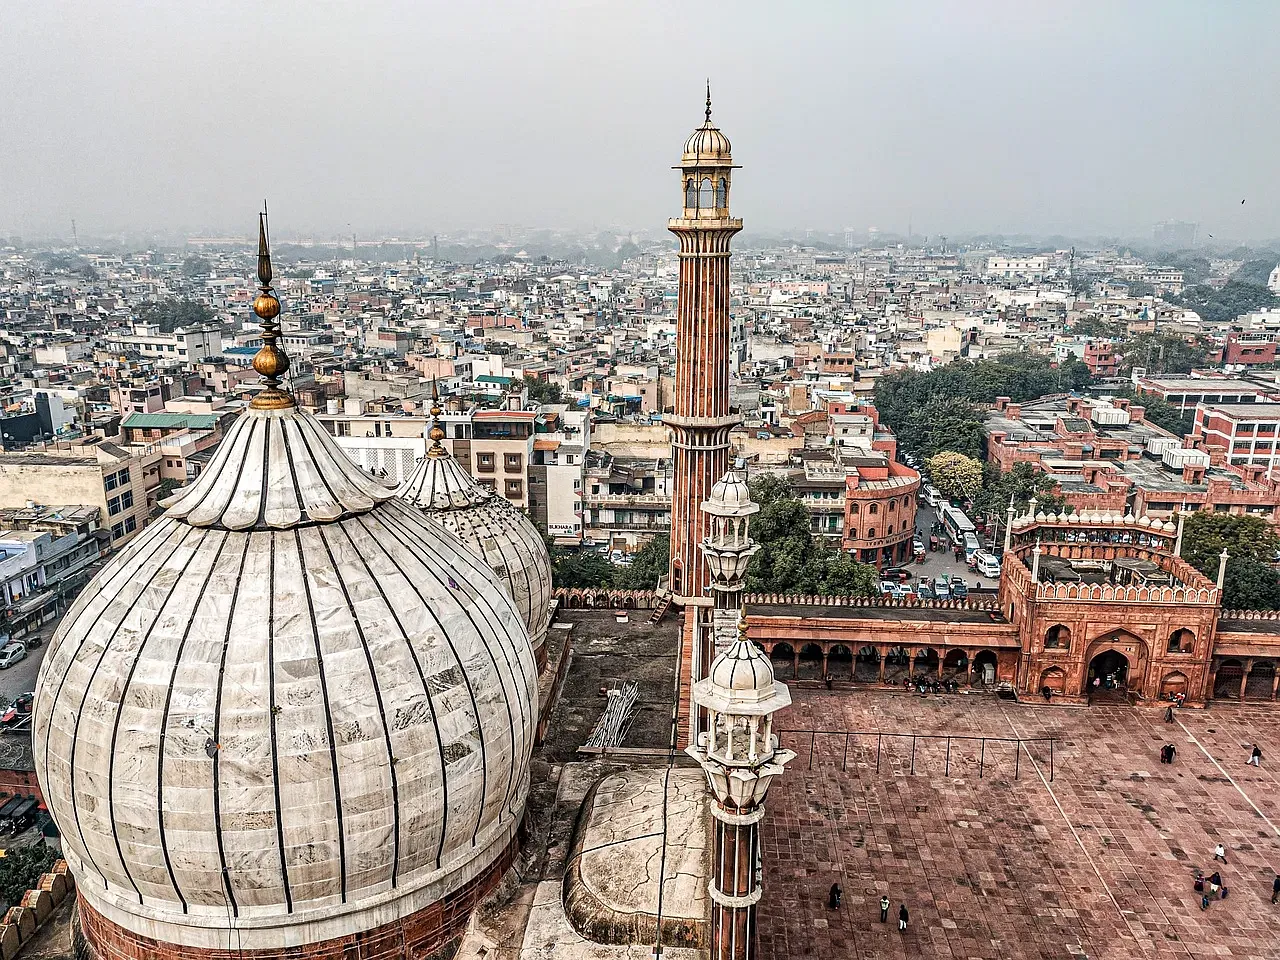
[757,689,1280,960]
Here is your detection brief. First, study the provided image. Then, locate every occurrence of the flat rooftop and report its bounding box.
[747,602,1007,626]
[759,690,1280,960]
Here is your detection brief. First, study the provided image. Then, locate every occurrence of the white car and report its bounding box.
[973,551,1002,579]
[0,643,26,670]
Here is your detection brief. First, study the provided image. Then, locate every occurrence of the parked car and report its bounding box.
[883,567,913,582]
[880,581,911,598]
[973,550,1002,578]
[932,576,952,600]
[950,578,969,599]
[923,484,943,508]
[0,643,26,670]
[915,580,935,600]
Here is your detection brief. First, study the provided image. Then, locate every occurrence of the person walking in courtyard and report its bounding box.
[1248,744,1262,766]
[898,903,909,932]
[828,883,842,909]
[1165,705,1175,723]
[1166,744,1176,764]
[879,895,890,923]
[1209,871,1221,896]
[1272,873,1279,904]
[1215,843,1227,863]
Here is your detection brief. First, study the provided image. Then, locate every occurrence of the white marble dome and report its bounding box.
[32,403,538,951]
[397,440,553,655]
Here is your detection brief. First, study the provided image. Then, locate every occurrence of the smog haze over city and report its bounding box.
[3,0,1278,244]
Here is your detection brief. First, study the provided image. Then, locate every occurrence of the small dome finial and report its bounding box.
[250,204,294,410]
[705,79,712,122]
[427,378,447,455]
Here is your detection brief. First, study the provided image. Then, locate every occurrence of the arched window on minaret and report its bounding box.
[715,177,727,208]
[699,177,714,209]
[685,178,697,209]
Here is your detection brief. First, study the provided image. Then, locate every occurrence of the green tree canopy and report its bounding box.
[614,533,669,590]
[523,374,565,404]
[549,546,616,589]
[970,462,1066,525]
[1168,281,1279,324]
[926,451,983,500]
[745,476,880,596]
[874,354,1092,458]
[135,298,215,333]
[181,255,211,277]
[1115,332,1210,376]
[1180,512,1280,610]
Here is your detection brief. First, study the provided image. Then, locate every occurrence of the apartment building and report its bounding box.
[1191,403,1280,472]
[0,505,103,639]
[106,320,223,364]
[0,439,160,545]
[530,407,589,544]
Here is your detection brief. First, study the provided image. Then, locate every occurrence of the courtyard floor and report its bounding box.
[758,689,1280,960]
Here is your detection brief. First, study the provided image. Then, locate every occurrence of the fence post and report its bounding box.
[910,735,917,775]
[877,733,882,773]
[945,737,951,776]
[980,738,986,778]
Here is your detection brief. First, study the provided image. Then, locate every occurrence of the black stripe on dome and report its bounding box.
[350,513,452,869]
[293,527,349,902]
[156,530,230,913]
[66,522,191,900]
[210,534,252,916]
[38,518,174,802]
[318,522,403,888]
[364,507,500,847]
[266,533,294,912]
[102,525,205,902]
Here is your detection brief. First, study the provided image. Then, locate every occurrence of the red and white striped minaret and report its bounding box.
[668,86,742,607]
[668,88,743,742]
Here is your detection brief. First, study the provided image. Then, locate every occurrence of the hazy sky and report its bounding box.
[3,1,1277,242]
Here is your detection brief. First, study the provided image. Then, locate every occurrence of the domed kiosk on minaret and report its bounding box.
[396,392,553,666]
[32,214,538,960]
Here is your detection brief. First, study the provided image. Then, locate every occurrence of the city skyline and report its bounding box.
[3,1,1279,242]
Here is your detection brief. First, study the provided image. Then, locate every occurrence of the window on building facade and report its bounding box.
[477,453,495,472]
[107,496,122,516]
[1044,624,1070,649]
[1168,629,1194,653]
[715,178,727,207]
[869,503,878,515]
[698,177,714,209]
[685,178,697,208]
[506,480,523,498]
[505,453,523,472]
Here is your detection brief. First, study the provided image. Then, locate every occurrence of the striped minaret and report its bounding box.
[668,87,742,743]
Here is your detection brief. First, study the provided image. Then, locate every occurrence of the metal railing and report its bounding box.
[778,729,1055,781]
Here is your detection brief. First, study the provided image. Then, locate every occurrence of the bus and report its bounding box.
[939,503,976,545]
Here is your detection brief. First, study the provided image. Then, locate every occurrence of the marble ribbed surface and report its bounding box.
[33,403,538,943]
[399,454,553,647]
[162,406,395,529]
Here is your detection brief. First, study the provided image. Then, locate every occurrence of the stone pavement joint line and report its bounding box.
[757,690,1280,960]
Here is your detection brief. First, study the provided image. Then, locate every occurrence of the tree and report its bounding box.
[0,843,56,911]
[1115,332,1209,376]
[181,255,211,277]
[549,545,616,589]
[1069,317,1122,338]
[896,397,984,459]
[1168,281,1279,324]
[926,452,983,501]
[615,533,669,590]
[745,476,879,597]
[523,375,565,405]
[1180,512,1280,610]
[970,462,1066,524]
[135,298,215,334]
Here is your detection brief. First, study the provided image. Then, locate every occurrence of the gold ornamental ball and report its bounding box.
[253,292,281,321]
[428,424,445,443]
[253,345,289,378]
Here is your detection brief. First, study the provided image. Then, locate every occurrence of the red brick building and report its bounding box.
[1083,340,1119,378]
[1223,329,1278,367]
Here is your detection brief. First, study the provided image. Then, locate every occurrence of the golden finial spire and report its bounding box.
[737,614,748,643]
[426,378,446,457]
[705,79,712,123]
[250,205,294,410]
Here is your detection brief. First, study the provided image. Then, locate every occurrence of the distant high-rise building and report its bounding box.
[1152,219,1199,246]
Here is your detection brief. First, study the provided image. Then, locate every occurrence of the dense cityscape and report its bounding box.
[4,3,1280,960]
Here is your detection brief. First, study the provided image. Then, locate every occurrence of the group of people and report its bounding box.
[1159,743,1178,764]
[904,677,960,694]
[828,885,910,931]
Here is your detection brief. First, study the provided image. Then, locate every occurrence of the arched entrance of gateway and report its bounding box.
[1085,649,1130,700]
